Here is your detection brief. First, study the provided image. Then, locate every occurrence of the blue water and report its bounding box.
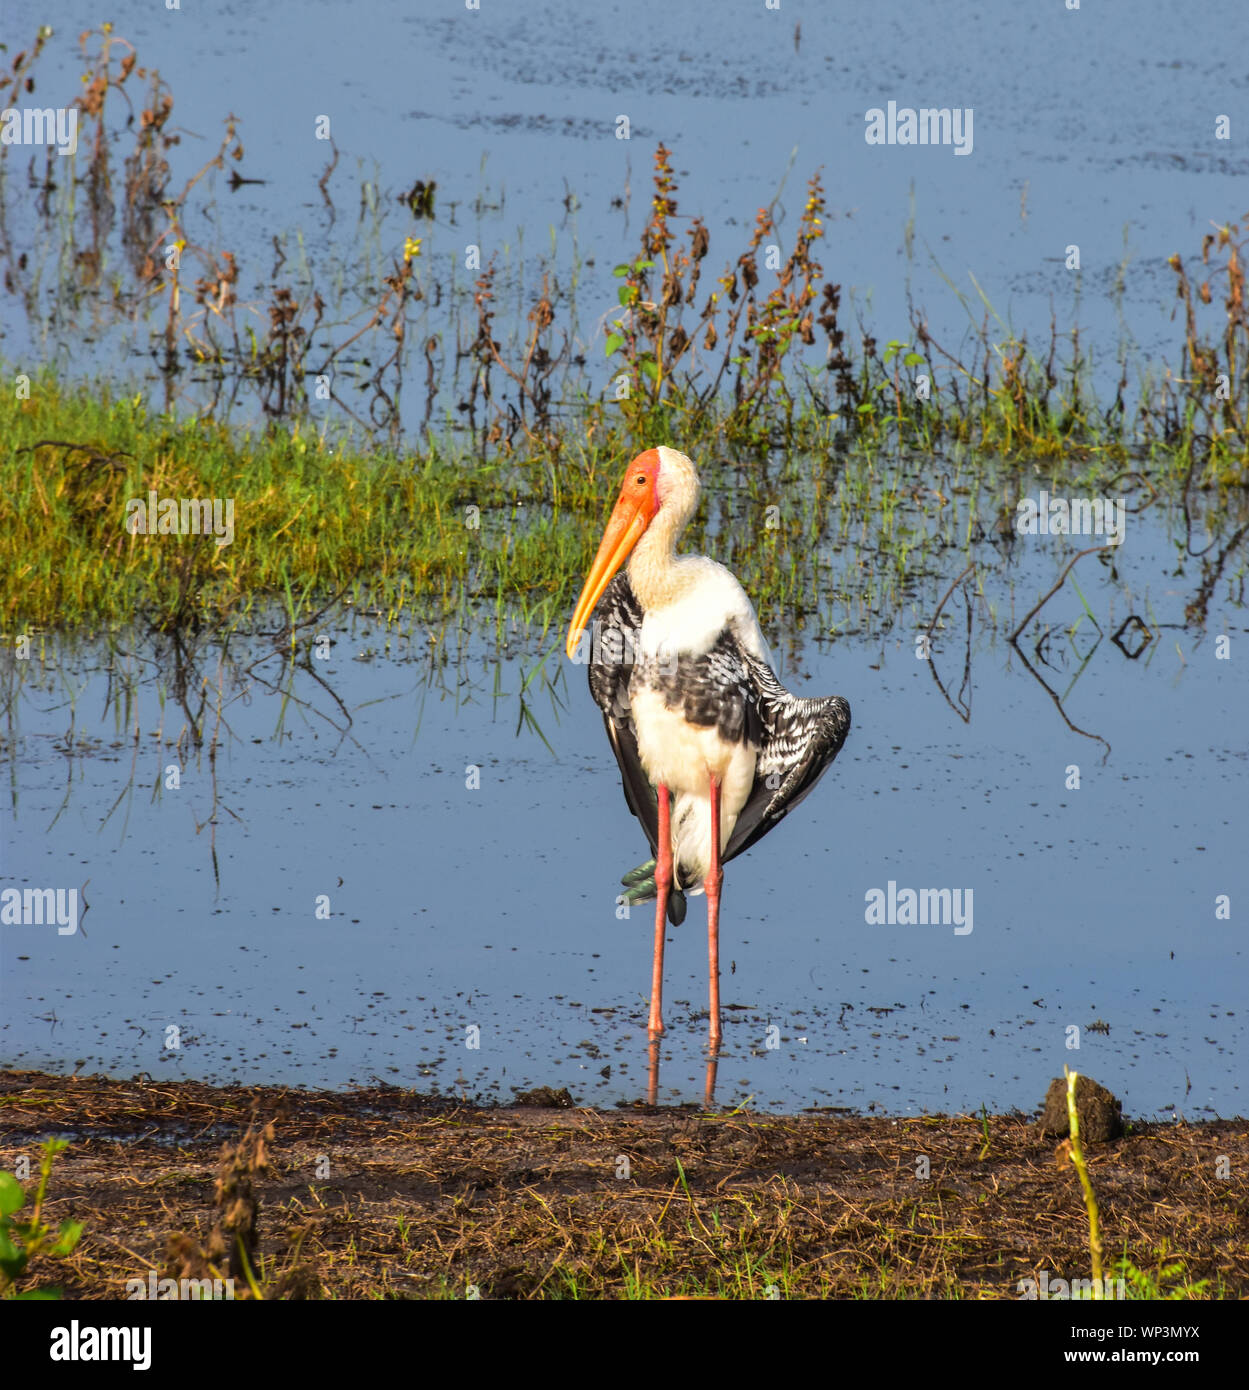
[0,0,1244,1116]
[2,0,1247,421]
[2,506,1244,1117]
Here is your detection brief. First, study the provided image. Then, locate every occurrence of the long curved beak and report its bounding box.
[566,490,652,658]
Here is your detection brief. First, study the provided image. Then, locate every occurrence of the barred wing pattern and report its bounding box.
[722,649,851,863]
[587,573,850,897]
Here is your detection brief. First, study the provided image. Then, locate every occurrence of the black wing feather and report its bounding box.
[586,574,658,855]
[722,648,851,864]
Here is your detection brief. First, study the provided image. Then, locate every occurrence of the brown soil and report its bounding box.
[1,1069,1244,1300]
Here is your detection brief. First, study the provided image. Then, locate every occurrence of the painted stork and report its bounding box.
[565,446,851,1053]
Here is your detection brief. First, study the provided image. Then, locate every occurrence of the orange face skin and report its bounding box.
[565,449,661,658]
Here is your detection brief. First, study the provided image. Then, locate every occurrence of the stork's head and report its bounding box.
[565,447,699,659]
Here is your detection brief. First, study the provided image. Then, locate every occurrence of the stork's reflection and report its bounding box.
[645,1038,720,1109]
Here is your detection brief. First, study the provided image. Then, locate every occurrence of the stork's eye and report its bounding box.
[635,475,646,485]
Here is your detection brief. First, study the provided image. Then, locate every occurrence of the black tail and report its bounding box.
[620,859,687,925]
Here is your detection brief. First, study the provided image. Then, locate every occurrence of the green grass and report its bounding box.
[1,366,1244,640]
[0,379,593,633]
[3,28,1247,639]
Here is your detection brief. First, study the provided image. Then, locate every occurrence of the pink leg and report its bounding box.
[705,774,724,1053]
[649,784,672,1038]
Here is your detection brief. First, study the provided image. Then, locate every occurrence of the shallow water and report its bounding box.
[2,506,1244,1117]
[4,0,1247,419]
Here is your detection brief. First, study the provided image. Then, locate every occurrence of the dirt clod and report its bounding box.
[1036,1076,1123,1144]
[512,1086,574,1108]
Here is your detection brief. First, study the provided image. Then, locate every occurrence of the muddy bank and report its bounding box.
[0,1070,1243,1300]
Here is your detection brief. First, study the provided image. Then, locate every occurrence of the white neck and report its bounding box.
[627,449,700,611]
